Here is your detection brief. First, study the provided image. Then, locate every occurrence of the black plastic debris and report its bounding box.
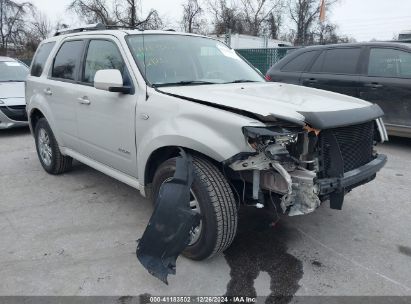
[136,151,200,284]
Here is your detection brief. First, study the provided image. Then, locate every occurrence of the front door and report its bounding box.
[74,38,139,177]
[359,47,411,130]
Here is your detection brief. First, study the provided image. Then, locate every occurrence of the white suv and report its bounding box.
[26,24,388,260]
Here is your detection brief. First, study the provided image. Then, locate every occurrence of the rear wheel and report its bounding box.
[35,118,72,174]
[152,155,238,260]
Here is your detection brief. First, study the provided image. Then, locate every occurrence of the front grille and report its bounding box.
[0,105,28,122]
[319,121,375,177]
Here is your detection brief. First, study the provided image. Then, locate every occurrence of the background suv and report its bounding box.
[266,42,411,138]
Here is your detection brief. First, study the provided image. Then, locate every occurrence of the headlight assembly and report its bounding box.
[242,126,302,149]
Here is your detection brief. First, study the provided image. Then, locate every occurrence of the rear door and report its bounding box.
[359,47,411,129]
[268,50,319,84]
[73,37,139,177]
[301,47,364,97]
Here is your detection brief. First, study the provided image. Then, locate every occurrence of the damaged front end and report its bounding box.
[227,121,387,216]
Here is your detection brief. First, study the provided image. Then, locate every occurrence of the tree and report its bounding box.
[181,0,203,33]
[0,0,33,54]
[315,22,338,44]
[113,0,163,29]
[207,0,244,35]
[288,0,338,46]
[240,0,284,36]
[23,10,53,54]
[30,11,52,41]
[68,0,114,24]
[68,0,164,29]
[266,10,282,39]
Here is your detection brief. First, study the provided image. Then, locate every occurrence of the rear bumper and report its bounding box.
[0,108,29,129]
[318,154,387,195]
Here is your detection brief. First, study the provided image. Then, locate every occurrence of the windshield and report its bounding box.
[126,34,264,87]
[0,61,29,82]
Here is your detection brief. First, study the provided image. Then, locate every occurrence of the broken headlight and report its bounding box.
[242,126,301,150]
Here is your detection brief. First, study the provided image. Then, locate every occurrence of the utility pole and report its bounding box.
[225,28,232,47]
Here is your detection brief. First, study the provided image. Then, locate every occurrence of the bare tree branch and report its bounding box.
[181,0,203,33]
[68,0,164,29]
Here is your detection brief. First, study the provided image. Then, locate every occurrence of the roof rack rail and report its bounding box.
[54,23,107,36]
[54,23,147,36]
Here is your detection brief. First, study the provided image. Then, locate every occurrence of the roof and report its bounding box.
[0,56,17,62]
[42,28,210,45]
[294,41,411,52]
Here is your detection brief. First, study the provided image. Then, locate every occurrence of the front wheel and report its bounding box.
[152,156,238,260]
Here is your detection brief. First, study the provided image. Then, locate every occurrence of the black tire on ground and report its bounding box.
[152,155,238,260]
[34,118,73,174]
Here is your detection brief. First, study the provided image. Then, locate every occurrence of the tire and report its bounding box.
[152,155,238,260]
[34,118,72,174]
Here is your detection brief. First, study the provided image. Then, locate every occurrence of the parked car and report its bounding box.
[266,42,411,138]
[26,25,387,262]
[0,57,29,129]
[399,30,411,41]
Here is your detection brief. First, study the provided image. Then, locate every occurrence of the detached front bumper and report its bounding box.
[318,154,387,196]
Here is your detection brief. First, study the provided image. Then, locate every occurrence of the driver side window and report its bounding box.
[83,40,128,85]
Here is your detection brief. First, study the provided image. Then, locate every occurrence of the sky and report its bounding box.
[29,0,411,42]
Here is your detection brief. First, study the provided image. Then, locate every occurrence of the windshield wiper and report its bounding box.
[153,80,217,87]
[224,80,260,84]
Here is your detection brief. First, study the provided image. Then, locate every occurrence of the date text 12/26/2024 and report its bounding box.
[148,296,257,303]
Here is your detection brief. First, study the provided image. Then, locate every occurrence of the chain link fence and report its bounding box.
[236,47,297,75]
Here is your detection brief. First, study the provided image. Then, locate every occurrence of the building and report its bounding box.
[399,30,411,40]
[210,33,292,49]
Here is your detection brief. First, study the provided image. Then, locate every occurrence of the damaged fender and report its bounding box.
[136,151,200,284]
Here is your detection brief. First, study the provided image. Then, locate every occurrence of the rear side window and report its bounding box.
[31,42,56,77]
[310,48,361,74]
[83,40,125,84]
[281,51,318,72]
[52,40,84,80]
[368,48,411,78]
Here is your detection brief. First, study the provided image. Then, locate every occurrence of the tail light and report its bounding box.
[265,74,272,81]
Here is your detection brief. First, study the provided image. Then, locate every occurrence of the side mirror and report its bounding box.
[94,69,131,94]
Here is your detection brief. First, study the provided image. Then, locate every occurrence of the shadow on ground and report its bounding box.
[0,127,30,137]
[224,207,303,304]
[385,136,411,147]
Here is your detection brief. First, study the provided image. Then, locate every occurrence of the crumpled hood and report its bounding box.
[158,82,382,128]
[0,82,25,106]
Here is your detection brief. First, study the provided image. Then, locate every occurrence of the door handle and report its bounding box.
[365,83,383,89]
[44,88,52,96]
[305,78,318,84]
[77,96,91,105]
